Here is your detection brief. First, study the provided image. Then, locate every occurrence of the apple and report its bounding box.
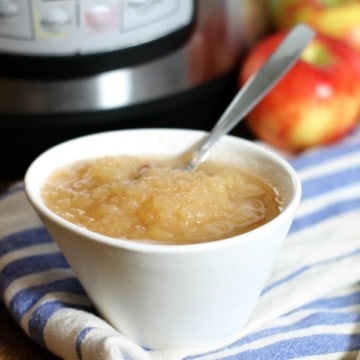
[269,0,360,54]
[238,31,360,152]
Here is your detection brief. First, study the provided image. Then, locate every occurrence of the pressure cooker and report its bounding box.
[0,0,269,179]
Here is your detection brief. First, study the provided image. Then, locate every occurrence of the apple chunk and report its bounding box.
[239,32,360,152]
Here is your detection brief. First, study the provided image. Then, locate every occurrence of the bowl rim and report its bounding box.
[24,128,302,254]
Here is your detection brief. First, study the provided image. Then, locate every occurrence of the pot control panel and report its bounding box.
[0,0,193,55]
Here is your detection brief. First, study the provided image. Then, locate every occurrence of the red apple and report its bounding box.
[269,0,360,54]
[239,31,360,152]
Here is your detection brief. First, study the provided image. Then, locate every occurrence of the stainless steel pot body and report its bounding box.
[0,0,269,115]
[0,0,269,180]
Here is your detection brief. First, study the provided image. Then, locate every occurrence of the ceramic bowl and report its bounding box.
[24,128,301,349]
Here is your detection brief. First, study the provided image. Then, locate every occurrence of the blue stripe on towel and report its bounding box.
[262,247,360,296]
[0,253,69,297]
[185,312,360,360]
[186,331,360,360]
[9,277,88,322]
[306,291,360,310]
[300,166,360,200]
[278,311,360,335]
[289,197,360,234]
[76,327,93,360]
[28,300,94,347]
[290,139,360,171]
[227,311,360,352]
[289,289,360,313]
[0,227,53,257]
[216,334,360,360]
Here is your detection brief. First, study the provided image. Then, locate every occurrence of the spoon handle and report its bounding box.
[184,23,315,171]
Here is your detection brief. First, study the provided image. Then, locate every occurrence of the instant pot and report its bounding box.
[0,0,269,179]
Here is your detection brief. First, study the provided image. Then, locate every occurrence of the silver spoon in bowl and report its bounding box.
[183,23,315,172]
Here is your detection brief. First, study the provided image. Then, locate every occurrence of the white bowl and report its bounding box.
[24,128,301,349]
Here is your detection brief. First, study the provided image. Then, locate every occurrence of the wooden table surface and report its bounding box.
[0,303,58,360]
[0,182,58,359]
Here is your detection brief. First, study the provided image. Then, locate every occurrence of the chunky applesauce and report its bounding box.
[41,156,282,244]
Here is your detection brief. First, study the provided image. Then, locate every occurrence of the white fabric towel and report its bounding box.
[1,126,360,360]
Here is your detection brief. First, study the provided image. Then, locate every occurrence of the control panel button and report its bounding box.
[0,0,193,55]
[40,6,71,33]
[0,0,19,19]
[85,4,118,32]
[122,0,179,31]
[0,0,32,40]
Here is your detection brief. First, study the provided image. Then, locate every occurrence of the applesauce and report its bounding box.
[41,156,282,244]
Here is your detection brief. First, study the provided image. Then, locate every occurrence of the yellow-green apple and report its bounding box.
[269,0,360,54]
[238,31,360,152]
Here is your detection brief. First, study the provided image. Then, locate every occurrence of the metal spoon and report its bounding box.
[183,23,315,172]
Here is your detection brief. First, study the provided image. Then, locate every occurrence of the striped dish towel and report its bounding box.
[1,126,360,360]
